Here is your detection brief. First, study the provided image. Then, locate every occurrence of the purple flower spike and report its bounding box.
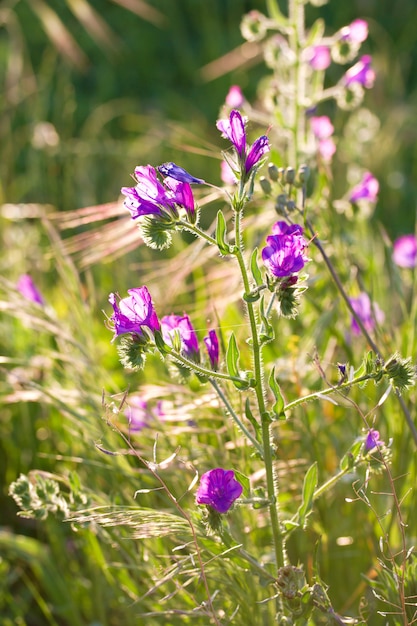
[17,274,44,305]
[364,428,384,452]
[343,55,375,88]
[245,135,270,173]
[392,234,417,268]
[157,162,204,184]
[262,221,308,278]
[349,292,384,336]
[349,172,379,204]
[161,314,199,359]
[204,329,219,370]
[196,468,243,514]
[109,287,160,340]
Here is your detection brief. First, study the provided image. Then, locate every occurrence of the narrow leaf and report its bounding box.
[215,210,230,255]
[245,398,261,440]
[297,462,318,528]
[268,366,285,419]
[226,332,240,379]
[250,247,263,286]
[233,470,250,499]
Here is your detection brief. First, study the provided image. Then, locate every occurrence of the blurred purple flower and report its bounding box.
[364,428,384,452]
[305,45,331,70]
[204,329,219,370]
[262,222,309,278]
[196,468,243,513]
[343,55,375,88]
[217,110,270,175]
[108,287,160,340]
[310,116,334,140]
[157,162,204,184]
[340,19,368,44]
[225,85,244,108]
[17,274,44,305]
[318,138,336,162]
[349,172,379,203]
[220,160,237,185]
[161,314,199,359]
[349,292,384,336]
[392,234,417,268]
[125,397,165,432]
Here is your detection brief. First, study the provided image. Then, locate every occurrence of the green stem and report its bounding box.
[210,379,263,455]
[233,207,286,569]
[283,374,373,412]
[168,349,249,386]
[177,219,218,247]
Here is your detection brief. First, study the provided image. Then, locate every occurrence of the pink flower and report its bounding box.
[305,45,331,70]
[310,116,334,140]
[349,292,384,335]
[349,172,379,203]
[340,19,368,44]
[17,274,44,305]
[220,160,237,185]
[392,234,417,268]
[318,138,336,162]
[225,85,244,108]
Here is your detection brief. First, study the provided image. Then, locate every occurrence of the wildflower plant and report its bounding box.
[6,0,417,624]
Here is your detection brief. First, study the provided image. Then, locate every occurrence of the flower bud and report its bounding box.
[268,162,279,181]
[259,176,272,194]
[285,167,295,185]
[297,164,310,184]
[275,194,288,215]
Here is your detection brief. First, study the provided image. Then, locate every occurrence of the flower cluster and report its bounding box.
[108,287,160,342]
[217,109,270,181]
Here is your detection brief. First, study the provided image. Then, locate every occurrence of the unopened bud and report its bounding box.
[275,194,287,215]
[286,199,296,212]
[259,176,272,194]
[297,164,310,184]
[268,162,279,181]
[285,167,295,185]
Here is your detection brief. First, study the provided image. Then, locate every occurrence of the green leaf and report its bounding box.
[259,295,274,344]
[297,463,318,529]
[250,247,263,286]
[233,470,250,499]
[215,210,230,255]
[245,398,261,441]
[305,18,326,47]
[268,366,285,419]
[226,333,249,390]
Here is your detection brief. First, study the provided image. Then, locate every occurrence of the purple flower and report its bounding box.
[349,292,384,336]
[164,177,195,218]
[364,428,384,452]
[217,110,270,175]
[17,274,44,305]
[340,19,368,44]
[343,55,375,88]
[108,287,160,340]
[204,329,219,370]
[225,85,244,108]
[305,45,331,70]
[392,234,417,268]
[262,221,308,278]
[196,468,243,514]
[121,165,172,218]
[349,172,379,203]
[161,314,199,359]
[220,160,237,185]
[157,162,204,184]
[318,138,336,162]
[125,396,165,432]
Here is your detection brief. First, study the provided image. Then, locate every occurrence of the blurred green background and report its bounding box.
[1,1,417,624]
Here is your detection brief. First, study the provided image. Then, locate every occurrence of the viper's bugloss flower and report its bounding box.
[343,55,375,88]
[310,116,334,140]
[305,45,331,70]
[364,428,384,453]
[17,274,44,305]
[349,172,379,204]
[392,234,417,268]
[164,176,195,219]
[157,162,204,185]
[125,397,165,432]
[161,314,199,359]
[196,468,243,514]
[108,287,160,341]
[216,110,270,176]
[204,329,219,370]
[349,292,384,336]
[220,160,237,185]
[262,221,309,278]
[340,19,368,44]
[225,85,244,108]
